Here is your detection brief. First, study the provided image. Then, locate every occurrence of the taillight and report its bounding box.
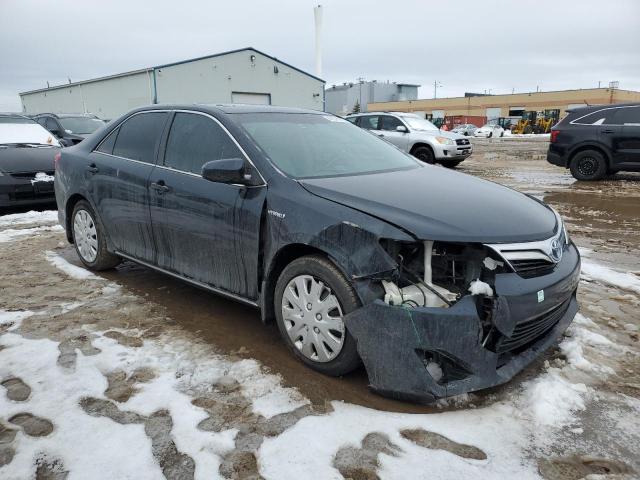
[550,130,560,143]
[54,152,61,169]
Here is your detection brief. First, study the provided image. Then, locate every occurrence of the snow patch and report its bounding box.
[0,210,58,227]
[0,310,34,331]
[30,172,55,184]
[468,279,493,296]
[0,224,63,243]
[581,259,640,295]
[45,251,100,280]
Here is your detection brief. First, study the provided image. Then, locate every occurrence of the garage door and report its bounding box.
[486,108,501,121]
[231,92,271,105]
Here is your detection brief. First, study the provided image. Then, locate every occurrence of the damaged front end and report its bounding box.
[345,236,581,404]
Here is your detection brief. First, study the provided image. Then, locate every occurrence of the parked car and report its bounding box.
[451,124,478,136]
[346,112,472,167]
[0,114,60,208]
[547,103,640,180]
[32,113,106,146]
[55,104,580,403]
[474,124,505,138]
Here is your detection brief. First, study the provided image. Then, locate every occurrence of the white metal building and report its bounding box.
[325,80,419,116]
[19,48,325,119]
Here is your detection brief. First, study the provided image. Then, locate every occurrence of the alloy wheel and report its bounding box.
[281,274,345,362]
[73,209,98,263]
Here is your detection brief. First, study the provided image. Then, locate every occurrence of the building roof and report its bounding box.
[20,47,324,96]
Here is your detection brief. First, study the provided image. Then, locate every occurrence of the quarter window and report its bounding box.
[611,107,640,125]
[45,118,58,132]
[96,128,119,154]
[164,113,243,174]
[380,116,404,131]
[112,112,168,163]
[359,116,380,130]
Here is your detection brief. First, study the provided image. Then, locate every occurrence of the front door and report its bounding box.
[90,111,169,263]
[149,111,266,299]
[378,115,410,151]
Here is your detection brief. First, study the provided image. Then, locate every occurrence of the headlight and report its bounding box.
[551,208,570,244]
[434,136,455,145]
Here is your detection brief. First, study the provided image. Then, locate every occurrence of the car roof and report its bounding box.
[566,102,640,114]
[130,104,326,116]
[0,113,36,122]
[33,112,99,118]
[346,111,407,117]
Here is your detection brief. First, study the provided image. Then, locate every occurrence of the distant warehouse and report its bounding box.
[368,87,640,123]
[19,47,325,119]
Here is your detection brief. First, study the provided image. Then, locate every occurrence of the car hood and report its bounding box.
[299,166,557,243]
[0,146,59,173]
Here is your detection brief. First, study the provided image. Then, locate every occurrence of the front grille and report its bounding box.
[496,299,570,354]
[456,138,470,146]
[509,258,556,278]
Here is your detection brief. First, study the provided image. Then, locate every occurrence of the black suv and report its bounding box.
[32,113,105,147]
[547,103,640,180]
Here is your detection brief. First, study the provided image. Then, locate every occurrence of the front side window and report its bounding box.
[233,113,419,179]
[112,112,168,163]
[164,113,243,174]
[611,107,640,125]
[380,116,404,131]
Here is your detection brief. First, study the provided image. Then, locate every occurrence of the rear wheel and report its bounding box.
[569,150,607,181]
[274,255,361,376]
[412,146,435,164]
[71,200,120,270]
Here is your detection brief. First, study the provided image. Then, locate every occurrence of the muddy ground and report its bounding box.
[1,136,639,479]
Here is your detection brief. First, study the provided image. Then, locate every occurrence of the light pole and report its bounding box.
[433,80,443,99]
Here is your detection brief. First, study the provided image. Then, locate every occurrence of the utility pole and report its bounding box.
[433,80,443,99]
[357,76,365,112]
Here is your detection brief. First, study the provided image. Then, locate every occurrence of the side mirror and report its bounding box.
[201,158,247,184]
[396,125,408,133]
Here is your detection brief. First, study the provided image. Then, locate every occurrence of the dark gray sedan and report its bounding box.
[54,104,580,403]
[0,114,60,208]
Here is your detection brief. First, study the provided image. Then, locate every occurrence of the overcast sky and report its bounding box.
[1,0,639,111]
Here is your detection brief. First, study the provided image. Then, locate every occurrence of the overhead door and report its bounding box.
[231,92,271,105]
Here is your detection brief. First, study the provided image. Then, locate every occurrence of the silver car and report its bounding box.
[451,123,478,136]
[346,112,472,167]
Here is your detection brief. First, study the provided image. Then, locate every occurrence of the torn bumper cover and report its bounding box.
[344,244,581,404]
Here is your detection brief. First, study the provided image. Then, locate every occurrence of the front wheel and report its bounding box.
[569,150,607,181]
[71,200,121,270]
[412,146,435,164]
[274,255,361,376]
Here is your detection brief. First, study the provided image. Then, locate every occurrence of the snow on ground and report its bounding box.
[45,250,100,280]
[0,209,58,228]
[1,210,637,479]
[581,258,640,295]
[0,224,63,243]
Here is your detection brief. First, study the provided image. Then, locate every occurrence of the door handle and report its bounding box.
[86,164,99,174]
[150,181,170,194]
[602,129,615,134]
[377,133,385,137]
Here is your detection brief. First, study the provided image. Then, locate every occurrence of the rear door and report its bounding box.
[378,115,410,151]
[91,111,169,262]
[149,111,266,299]
[610,106,640,167]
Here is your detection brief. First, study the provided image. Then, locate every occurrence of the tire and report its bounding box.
[274,255,361,376]
[500,131,504,137]
[569,150,607,181]
[488,132,493,138]
[71,200,121,270]
[412,146,435,164]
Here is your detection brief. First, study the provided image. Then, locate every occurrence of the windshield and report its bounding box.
[59,117,105,134]
[399,116,438,131]
[0,121,60,147]
[232,113,420,179]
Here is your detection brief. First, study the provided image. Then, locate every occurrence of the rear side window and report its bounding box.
[572,109,615,125]
[96,128,118,154]
[611,107,640,125]
[112,112,168,163]
[359,116,379,130]
[164,112,243,174]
